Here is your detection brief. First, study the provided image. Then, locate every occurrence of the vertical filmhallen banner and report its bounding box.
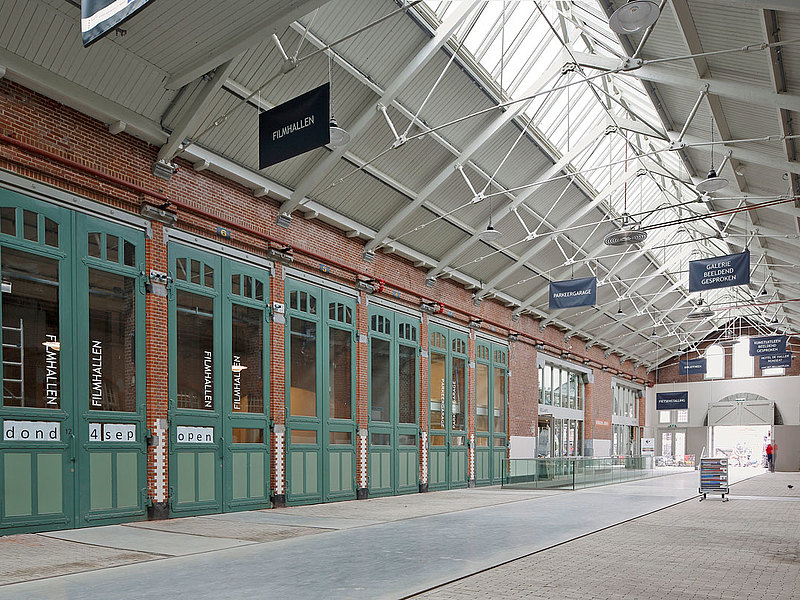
[688,250,750,293]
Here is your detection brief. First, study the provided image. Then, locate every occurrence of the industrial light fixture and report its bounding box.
[608,0,660,34]
[152,159,178,181]
[649,327,658,339]
[687,297,714,319]
[328,55,350,148]
[420,301,443,315]
[468,318,483,329]
[479,223,502,242]
[604,212,647,246]
[696,116,728,194]
[615,300,627,318]
[267,245,294,265]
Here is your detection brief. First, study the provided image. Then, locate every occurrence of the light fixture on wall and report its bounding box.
[608,0,660,34]
[696,116,728,194]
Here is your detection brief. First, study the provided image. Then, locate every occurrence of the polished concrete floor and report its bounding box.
[1,468,797,599]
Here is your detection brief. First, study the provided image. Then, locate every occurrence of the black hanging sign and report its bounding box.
[259,83,330,169]
[548,276,597,310]
[759,352,792,370]
[749,335,787,356]
[679,358,706,375]
[688,250,750,293]
[656,391,688,410]
[82,0,156,47]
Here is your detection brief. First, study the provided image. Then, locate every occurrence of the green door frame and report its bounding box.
[0,190,148,534]
[427,324,468,491]
[474,340,508,486]
[367,305,420,497]
[167,243,271,516]
[285,279,356,505]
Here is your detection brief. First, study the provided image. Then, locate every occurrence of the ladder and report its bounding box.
[3,318,24,405]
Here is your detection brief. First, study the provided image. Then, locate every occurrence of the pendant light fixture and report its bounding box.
[615,299,627,318]
[696,116,728,194]
[479,192,502,241]
[328,55,350,148]
[687,297,714,319]
[608,0,660,34]
[604,135,647,246]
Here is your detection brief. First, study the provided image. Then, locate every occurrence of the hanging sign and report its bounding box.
[759,352,792,370]
[688,250,750,293]
[259,83,330,169]
[656,391,688,410]
[81,0,155,47]
[548,276,597,310]
[749,335,787,356]
[679,358,706,375]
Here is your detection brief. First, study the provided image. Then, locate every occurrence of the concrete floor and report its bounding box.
[0,468,797,599]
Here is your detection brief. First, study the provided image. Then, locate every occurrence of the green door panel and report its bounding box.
[428,449,447,489]
[232,453,248,499]
[197,452,216,502]
[176,452,196,505]
[248,453,265,499]
[116,453,139,508]
[475,448,490,485]
[89,453,113,510]
[398,449,418,492]
[36,454,63,515]
[3,453,32,517]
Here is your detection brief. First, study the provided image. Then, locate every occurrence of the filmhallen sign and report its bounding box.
[548,276,597,310]
[259,83,331,169]
[688,250,750,293]
[749,335,787,356]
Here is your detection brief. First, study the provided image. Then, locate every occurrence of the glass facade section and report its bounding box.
[289,318,316,417]
[493,366,505,433]
[452,356,466,431]
[329,328,351,419]
[476,363,489,433]
[231,304,263,414]
[398,345,416,424]
[370,338,390,423]
[429,352,446,430]
[88,269,136,412]
[176,290,214,410]
[1,247,60,409]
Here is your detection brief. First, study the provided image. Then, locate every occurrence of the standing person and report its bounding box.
[765,441,775,472]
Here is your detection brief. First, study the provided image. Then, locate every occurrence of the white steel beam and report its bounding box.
[278,1,481,222]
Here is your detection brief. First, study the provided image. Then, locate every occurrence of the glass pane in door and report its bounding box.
[329,328,351,419]
[476,364,489,433]
[88,269,136,412]
[290,318,316,417]
[493,367,505,433]
[662,432,673,457]
[429,353,446,430]
[398,345,416,424]
[452,357,465,431]
[1,248,60,408]
[176,290,215,410]
[231,304,263,413]
[675,432,686,458]
[370,338,390,423]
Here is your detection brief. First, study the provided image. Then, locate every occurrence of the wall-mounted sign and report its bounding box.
[749,335,787,356]
[656,391,688,410]
[548,276,597,310]
[81,0,155,47]
[4,420,60,441]
[679,358,706,375]
[641,437,655,456]
[759,352,792,370]
[176,426,214,444]
[89,423,136,442]
[216,226,232,240]
[688,250,750,293]
[259,83,330,169]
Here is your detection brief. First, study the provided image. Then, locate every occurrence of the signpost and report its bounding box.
[699,457,729,501]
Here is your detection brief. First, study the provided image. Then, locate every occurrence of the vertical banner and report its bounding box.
[656,391,688,410]
[679,358,706,375]
[259,83,331,169]
[688,250,750,293]
[758,353,791,370]
[749,335,787,356]
[548,276,597,310]
[82,0,155,47]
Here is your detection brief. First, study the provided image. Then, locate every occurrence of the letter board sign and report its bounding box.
[259,83,330,169]
[688,250,750,293]
[759,352,792,370]
[749,335,787,356]
[548,276,597,310]
[656,391,688,410]
[679,358,706,375]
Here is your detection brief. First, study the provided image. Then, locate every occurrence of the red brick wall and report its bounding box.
[0,79,654,504]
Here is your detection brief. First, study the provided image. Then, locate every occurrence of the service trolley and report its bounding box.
[699,457,729,501]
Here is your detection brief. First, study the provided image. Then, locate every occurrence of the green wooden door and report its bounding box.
[285,280,356,505]
[427,325,468,491]
[168,244,271,516]
[0,190,148,534]
[75,214,147,525]
[367,306,419,497]
[475,341,508,486]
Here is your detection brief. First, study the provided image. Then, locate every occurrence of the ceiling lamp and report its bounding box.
[615,300,627,318]
[697,116,728,194]
[687,297,714,319]
[604,212,647,246]
[479,224,502,242]
[329,117,350,148]
[696,169,728,194]
[608,0,660,34]
[649,328,658,339]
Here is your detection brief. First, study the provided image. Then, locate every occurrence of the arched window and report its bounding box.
[704,344,724,379]
[732,338,753,378]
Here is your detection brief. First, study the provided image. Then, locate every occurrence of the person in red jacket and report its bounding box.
[765,441,775,472]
